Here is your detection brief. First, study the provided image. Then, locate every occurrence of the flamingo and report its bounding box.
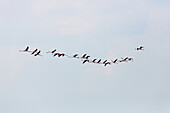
[31,49,38,55]
[53,53,59,57]
[92,59,97,63]
[135,46,144,51]
[61,53,65,57]
[57,53,62,57]
[120,57,128,62]
[47,49,56,53]
[127,57,133,62]
[82,54,87,58]
[103,60,107,64]
[73,54,78,57]
[19,46,31,52]
[104,62,111,66]
[85,56,90,59]
[111,59,118,63]
[34,50,42,56]
[82,59,89,64]
[97,59,101,63]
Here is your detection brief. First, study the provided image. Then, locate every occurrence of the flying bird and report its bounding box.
[127,57,133,62]
[19,46,31,52]
[135,46,144,51]
[92,59,97,63]
[111,59,118,63]
[31,49,38,55]
[120,57,128,62]
[73,54,78,57]
[82,54,87,58]
[85,56,90,59]
[53,53,59,57]
[103,60,107,64]
[104,62,111,66]
[97,59,101,63]
[47,49,56,53]
[34,50,42,56]
[82,59,89,64]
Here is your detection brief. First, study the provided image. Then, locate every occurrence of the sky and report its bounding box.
[0,0,170,113]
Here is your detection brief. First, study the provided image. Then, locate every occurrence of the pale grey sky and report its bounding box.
[0,0,170,113]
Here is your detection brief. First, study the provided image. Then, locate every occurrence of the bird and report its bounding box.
[111,59,118,63]
[19,46,31,52]
[51,49,56,53]
[103,60,107,64]
[73,54,78,57]
[127,57,133,62]
[104,62,111,66]
[47,49,56,53]
[120,57,128,62]
[135,46,144,51]
[97,59,101,63]
[34,50,41,56]
[31,49,38,55]
[61,53,65,57]
[53,53,59,57]
[92,59,97,63]
[82,59,89,64]
[85,56,90,59]
[57,53,62,57]
[82,54,87,58]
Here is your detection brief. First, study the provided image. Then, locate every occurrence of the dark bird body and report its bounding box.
[85,56,90,59]
[136,46,144,51]
[97,59,101,63]
[19,46,31,52]
[31,49,38,55]
[35,50,41,56]
[92,59,97,63]
[53,53,59,57]
[104,62,111,66]
[82,54,87,58]
[47,49,56,53]
[112,59,118,63]
[73,54,78,57]
[82,59,89,64]
[103,60,107,64]
[51,49,56,53]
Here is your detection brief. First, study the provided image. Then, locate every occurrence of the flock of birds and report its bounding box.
[19,46,144,66]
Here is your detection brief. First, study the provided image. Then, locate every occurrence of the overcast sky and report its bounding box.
[0,0,170,113]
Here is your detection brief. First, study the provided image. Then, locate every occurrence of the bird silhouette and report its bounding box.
[120,57,128,62]
[34,50,41,56]
[53,53,59,57]
[82,59,89,64]
[127,57,133,62]
[73,54,78,57]
[57,53,62,57]
[51,49,56,53]
[85,56,90,59]
[103,60,107,64]
[92,59,97,63]
[82,54,87,58]
[61,53,65,57]
[19,46,31,52]
[31,49,38,55]
[104,62,111,66]
[135,46,144,51]
[97,59,101,63]
[111,59,118,63]
[47,49,56,54]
